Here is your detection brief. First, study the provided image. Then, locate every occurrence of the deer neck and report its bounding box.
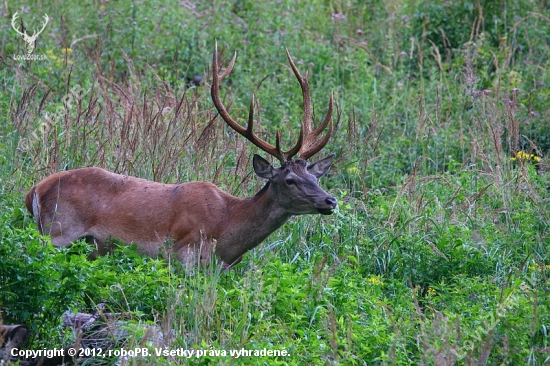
[215,182,291,264]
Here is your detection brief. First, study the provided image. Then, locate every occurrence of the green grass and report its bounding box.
[1,0,550,364]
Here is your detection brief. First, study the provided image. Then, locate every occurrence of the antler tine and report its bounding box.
[211,42,242,135]
[299,93,334,160]
[212,41,287,163]
[11,12,25,36]
[286,49,334,161]
[218,50,236,81]
[285,48,313,136]
[37,14,49,35]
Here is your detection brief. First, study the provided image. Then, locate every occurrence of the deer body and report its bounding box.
[27,156,335,267]
[26,43,337,268]
[27,167,249,264]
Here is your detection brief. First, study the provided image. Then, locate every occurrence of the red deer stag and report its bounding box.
[25,43,337,268]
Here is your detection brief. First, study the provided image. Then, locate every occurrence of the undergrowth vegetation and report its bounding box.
[1,0,550,364]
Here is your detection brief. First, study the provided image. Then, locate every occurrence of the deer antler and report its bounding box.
[211,42,334,163]
[11,12,25,37]
[34,14,49,38]
[285,49,334,161]
[211,42,303,163]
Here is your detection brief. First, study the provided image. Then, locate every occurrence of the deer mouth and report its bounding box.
[317,208,335,215]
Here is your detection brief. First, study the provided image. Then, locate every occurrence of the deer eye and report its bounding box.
[285,178,295,186]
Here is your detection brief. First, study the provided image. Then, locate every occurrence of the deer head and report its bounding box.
[11,12,49,54]
[211,42,337,216]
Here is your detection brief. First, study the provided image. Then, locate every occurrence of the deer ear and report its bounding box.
[307,153,335,178]
[253,154,276,179]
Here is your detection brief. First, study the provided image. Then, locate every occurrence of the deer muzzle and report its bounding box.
[317,195,337,215]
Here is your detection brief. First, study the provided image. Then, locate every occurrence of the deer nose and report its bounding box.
[325,196,337,208]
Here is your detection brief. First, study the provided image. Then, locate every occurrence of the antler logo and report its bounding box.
[11,12,49,55]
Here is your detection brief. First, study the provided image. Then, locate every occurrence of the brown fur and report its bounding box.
[25,186,35,217]
[26,156,336,268]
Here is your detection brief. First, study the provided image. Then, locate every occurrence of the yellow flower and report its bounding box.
[528,264,550,272]
[62,48,73,54]
[367,275,383,286]
[346,166,359,174]
[511,151,540,163]
[45,49,57,59]
[427,287,436,297]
